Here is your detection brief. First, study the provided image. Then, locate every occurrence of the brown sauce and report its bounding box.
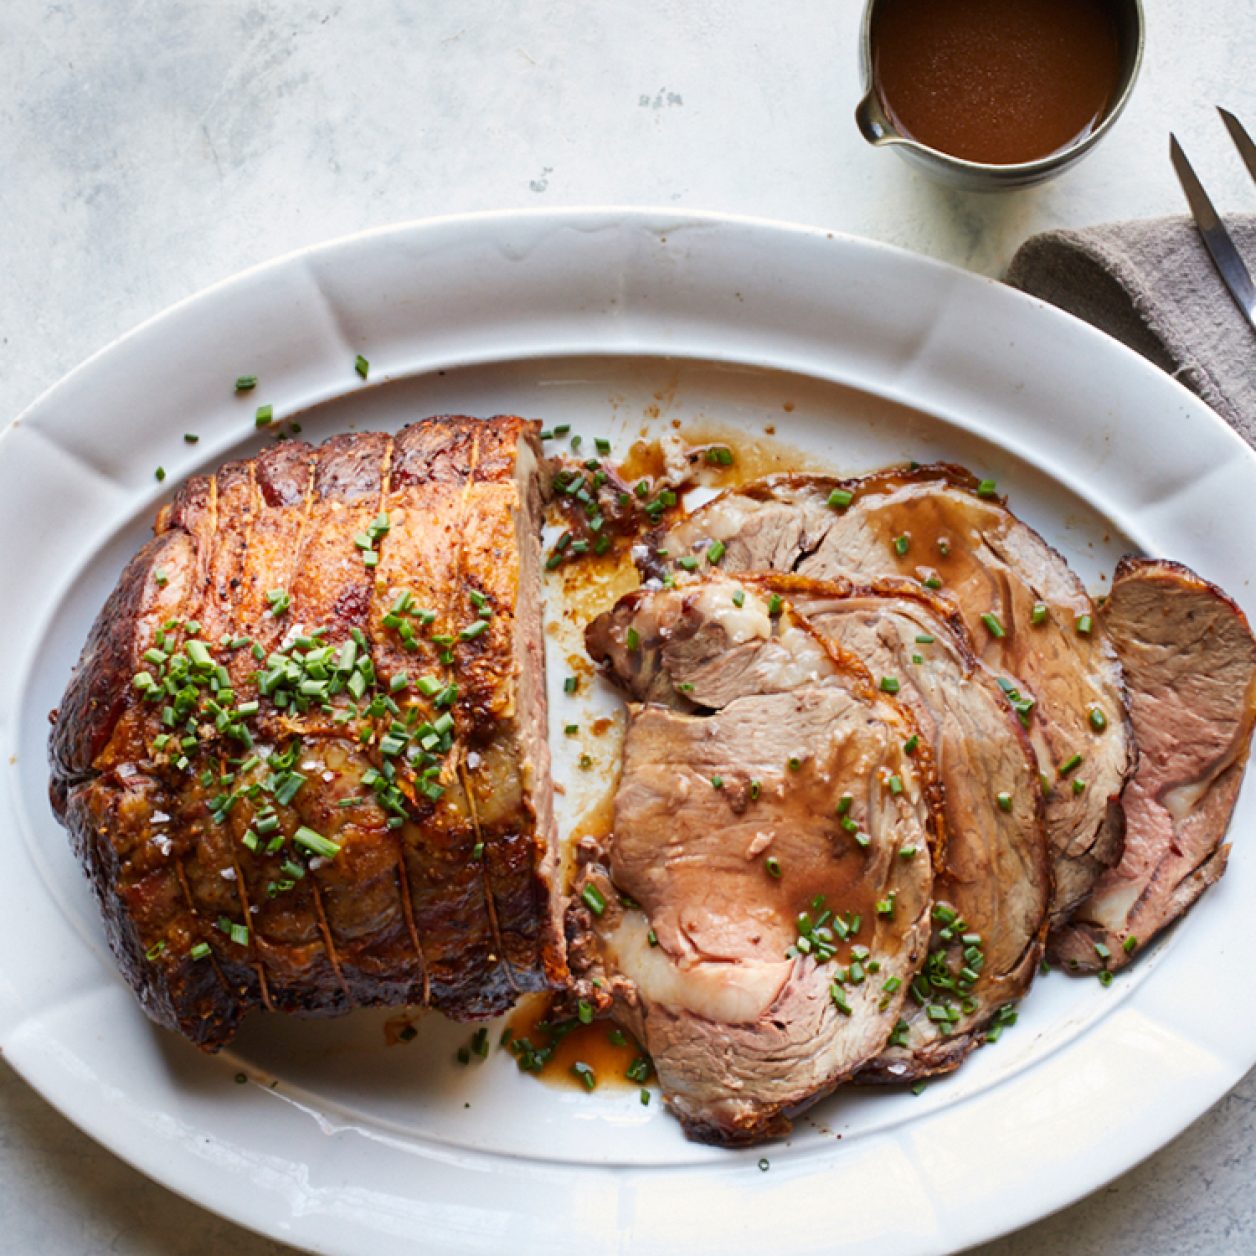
[871,0,1123,165]
[505,993,651,1091]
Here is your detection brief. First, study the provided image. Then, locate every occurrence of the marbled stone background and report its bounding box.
[2,1,1254,1252]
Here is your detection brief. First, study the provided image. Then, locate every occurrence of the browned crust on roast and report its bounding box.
[49,416,563,1049]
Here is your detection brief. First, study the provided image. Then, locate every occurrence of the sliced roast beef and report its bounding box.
[769,575,1050,1079]
[655,465,1133,927]
[49,415,564,1050]
[576,579,936,1143]
[1050,558,1256,973]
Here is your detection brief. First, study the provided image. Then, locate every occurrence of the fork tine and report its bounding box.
[1170,132,1256,329]
[1217,107,1256,186]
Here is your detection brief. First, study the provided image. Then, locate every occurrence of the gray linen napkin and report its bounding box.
[1005,215,1256,440]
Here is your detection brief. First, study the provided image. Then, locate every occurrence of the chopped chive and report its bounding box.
[255,404,274,427]
[1123,935,1138,954]
[183,433,199,444]
[1058,753,1083,777]
[996,791,1013,812]
[923,576,943,590]
[888,774,903,796]
[976,479,998,498]
[154,466,166,482]
[1072,778,1087,795]
[899,845,918,860]
[915,634,934,644]
[1075,614,1093,636]
[625,626,640,652]
[1098,970,1114,987]
[749,779,761,800]
[1089,707,1108,732]
[676,556,700,572]
[640,1088,651,1106]
[705,446,734,466]
[787,757,802,773]
[903,734,919,754]
[293,825,341,859]
[1031,602,1048,625]
[707,540,726,565]
[893,534,910,556]
[581,884,607,916]
[564,723,579,736]
[595,437,611,456]
[879,676,900,694]
[981,612,1005,639]
[767,594,783,617]
[827,488,854,510]
[765,855,782,879]
[563,675,578,694]
[354,354,369,379]
[732,589,746,608]
[459,619,489,641]
[711,775,724,790]
[235,374,258,391]
[190,942,211,960]
[836,793,853,816]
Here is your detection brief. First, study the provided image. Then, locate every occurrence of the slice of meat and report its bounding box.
[769,574,1050,1079]
[48,415,563,1050]
[1050,558,1256,973]
[655,465,1133,927]
[575,579,936,1143]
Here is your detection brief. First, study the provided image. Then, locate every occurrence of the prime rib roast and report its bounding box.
[48,415,1256,1146]
[652,465,1135,931]
[1050,558,1256,972]
[577,578,937,1143]
[49,415,564,1049]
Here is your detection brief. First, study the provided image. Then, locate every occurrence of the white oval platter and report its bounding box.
[1,209,1253,1255]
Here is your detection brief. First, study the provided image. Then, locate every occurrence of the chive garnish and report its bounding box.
[1031,602,1048,625]
[879,676,900,694]
[354,354,369,379]
[255,404,274,427]
[827,488,853,510]
[996,791,1013,812]
[1089,707,1107,732]
[625,626,640,652]
[1075,614,1093,635]
[976,479,997,498]
[293,825,341,859]
[893,534,909,556]
[581,884,607,916]
[1058,753,1083,777]
[765,856,782,879]
[154,466,166,482]
[707,540,726,565]
[981,612,1005,639]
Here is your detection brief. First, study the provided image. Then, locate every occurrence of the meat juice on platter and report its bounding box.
[49,413,1256,1146]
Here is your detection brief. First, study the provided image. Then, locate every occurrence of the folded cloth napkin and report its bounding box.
[1006,215,1256,441]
